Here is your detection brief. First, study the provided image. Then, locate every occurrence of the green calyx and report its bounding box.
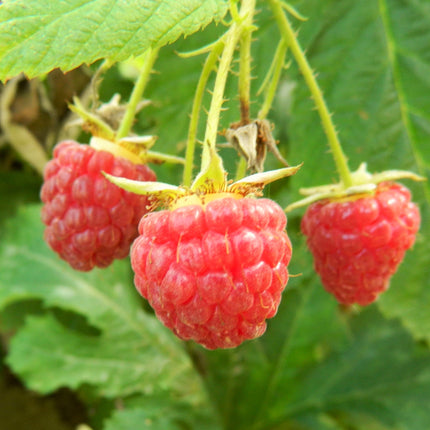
[104,162,301,209]
[70,97,184,166]
[89,133,184,166]
[285,163,425,212]
[190,146,227,194]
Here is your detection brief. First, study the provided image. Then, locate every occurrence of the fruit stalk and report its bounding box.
[238,0,256,125]
[202,26,240,161]
[268,0,353,188]
[116,47,159,140]
[183,41,224,187]
[201,0,256,167]
[235,0,257,180]
[257,39,287,120]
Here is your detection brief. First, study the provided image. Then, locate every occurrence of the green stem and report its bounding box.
[239,33,251,124]
[238,1,256,124]
[258,39,287,120]
[268,0,353,187]
[232,0,256,180]
[116,47,159,140]
[202,0,257,168]
[183,40,224,187]
[235,157,248,181]
[202,27,240,161]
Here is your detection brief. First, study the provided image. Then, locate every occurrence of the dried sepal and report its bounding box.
[225,119,288,173]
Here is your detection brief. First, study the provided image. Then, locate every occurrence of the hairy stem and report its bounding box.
[232,0,256,181]
[202,28,240,161]
[116,48,159,140]
[269,0,353,187]
[201,0,257,168]
[183,41,224,187]
[258,39,287,120]
[238,0,256,124]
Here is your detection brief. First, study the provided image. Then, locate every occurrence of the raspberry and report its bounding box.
[40,140,156,271]
[301,182,420,305]
[131,196,292,349]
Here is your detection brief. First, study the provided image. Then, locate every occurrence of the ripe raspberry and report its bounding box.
[301,182,420,305]
[131,196,292,349]
[40,140,156,271]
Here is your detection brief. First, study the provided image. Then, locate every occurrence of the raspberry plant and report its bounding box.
[1,1,430,429]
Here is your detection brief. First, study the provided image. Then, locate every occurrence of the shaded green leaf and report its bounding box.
[0,300,44,332]
[274,309,430,430]
[7,314,192,398]
[104,396,221,430]
[0,0,228,81]
[0,171,41,229]
[282,413,346,430]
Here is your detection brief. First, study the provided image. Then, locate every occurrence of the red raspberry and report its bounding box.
[301,182,420,305]
[40,140,156,271]
[131,196,292,349]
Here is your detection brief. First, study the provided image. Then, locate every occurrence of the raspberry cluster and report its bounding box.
[131,197,292,349]
[40,140,156,271]
[301,182,420,305]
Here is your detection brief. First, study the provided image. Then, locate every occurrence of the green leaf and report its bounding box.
[378,205,430,342]
[281,413,346,430]
[0,205,203,401]
[0,0,229,81]
[7,314,195,398]
[0,300,44,332]
[204,298,430,430]
[283,0,430,342]
[275,309,430,430]
[104,396,221,430]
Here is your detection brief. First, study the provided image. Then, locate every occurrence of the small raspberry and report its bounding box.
[131,196,292,349]
[301,182,420,305]
[40,140,156,271]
